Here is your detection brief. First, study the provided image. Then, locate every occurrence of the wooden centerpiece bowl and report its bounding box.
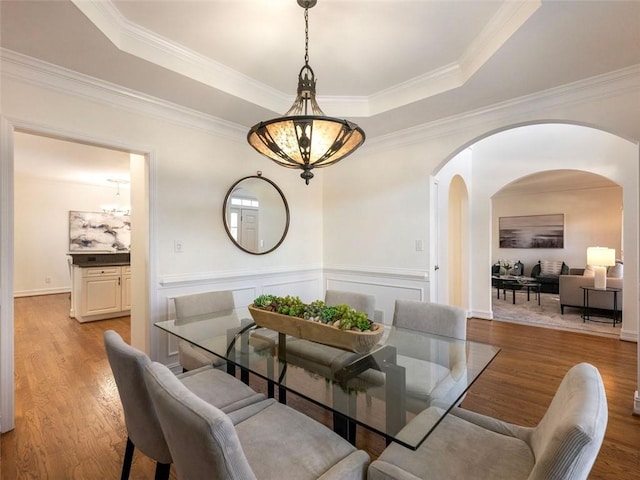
[248,305,384,354]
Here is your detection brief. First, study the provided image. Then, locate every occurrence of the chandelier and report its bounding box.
[247,0,365,185]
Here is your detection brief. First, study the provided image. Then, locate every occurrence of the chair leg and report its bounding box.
[121,437,135,480]
[155,462,171,480]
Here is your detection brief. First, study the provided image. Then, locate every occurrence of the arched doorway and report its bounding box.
[434,123,638,344]
[448,175,469,309]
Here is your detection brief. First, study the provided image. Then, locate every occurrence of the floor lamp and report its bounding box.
[586,247,616,290]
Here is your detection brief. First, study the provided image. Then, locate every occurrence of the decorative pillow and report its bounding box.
[540,260,563,276]
[583,265,596,278]
[608,261,623,278]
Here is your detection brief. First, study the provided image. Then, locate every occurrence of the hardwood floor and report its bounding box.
[1,294,638,479]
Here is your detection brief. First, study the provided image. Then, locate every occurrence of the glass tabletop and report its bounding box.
[155,306,500,450]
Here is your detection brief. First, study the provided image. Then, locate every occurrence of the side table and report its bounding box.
[580,286,622,327]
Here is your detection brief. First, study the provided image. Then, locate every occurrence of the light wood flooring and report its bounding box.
[1,293,639,479]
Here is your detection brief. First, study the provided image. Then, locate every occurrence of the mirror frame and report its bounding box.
[222,174,290,255]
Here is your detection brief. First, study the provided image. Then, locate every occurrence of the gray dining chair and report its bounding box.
[392,299,466,340]
[173,290,236,371]
[365,299,468,412]
[143,360,371,480]
[325,289,376,320]
[103,330,264,480]
[368,362,608,480]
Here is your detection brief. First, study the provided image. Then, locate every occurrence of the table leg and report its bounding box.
[332,387,357,445]
[383,363,406,438]
[582,288,589,322]
[512,287,516,304]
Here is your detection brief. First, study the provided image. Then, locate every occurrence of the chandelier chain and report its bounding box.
[304,7,309,65]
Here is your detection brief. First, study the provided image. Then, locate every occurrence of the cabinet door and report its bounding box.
[81,276,121,316]
[121,274,132,311]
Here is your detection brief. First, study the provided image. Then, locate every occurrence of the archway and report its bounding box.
[448,175,469,309]
[433,123,638,345]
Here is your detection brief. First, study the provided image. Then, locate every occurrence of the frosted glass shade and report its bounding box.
[247,116,365,184]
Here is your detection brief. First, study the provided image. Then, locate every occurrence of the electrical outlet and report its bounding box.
[174,240,184,253]
[415,240,424,252]
[45,277,51,284]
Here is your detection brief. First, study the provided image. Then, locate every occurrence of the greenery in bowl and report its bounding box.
[252,294,379,332]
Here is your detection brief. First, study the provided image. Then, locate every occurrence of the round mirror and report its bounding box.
[223,174,290,255]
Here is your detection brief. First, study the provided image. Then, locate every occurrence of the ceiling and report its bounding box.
[3,0,639,185]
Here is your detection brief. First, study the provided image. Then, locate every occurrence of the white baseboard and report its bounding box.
[14,287,70,298]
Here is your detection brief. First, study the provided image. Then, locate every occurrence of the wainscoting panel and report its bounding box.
[152,266,430,367]
[153,267,323,366]
[324,266,430,324]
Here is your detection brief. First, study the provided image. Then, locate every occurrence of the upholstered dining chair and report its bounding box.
[392,299,466,340]
[325,289,376,320]
[173,290,236,371]
[103,330,264,480]
[367,299,468,412]
[143,360,371,480]
[368,362,608,480]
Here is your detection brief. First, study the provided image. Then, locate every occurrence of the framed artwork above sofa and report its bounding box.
[499,214,564,248]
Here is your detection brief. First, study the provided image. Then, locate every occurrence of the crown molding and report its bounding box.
[365,63,640,152]
[3,48,638,153]
[1,48,247,141]
[363,0,541,117]
[70,0,539,118]
[70,0,291,114]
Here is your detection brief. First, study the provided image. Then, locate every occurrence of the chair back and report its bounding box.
[529,363,608,480]
[144,361,256,480]
[173,290,235,325]
[174,290,235,325]
[103,330,172,464]
[392,300,466,340]
[325,290,376,320]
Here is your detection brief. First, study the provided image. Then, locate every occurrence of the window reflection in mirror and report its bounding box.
[223,174,289,255]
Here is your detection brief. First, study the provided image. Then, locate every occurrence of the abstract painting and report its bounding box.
[69,211,131,251]
[499,214,564,249]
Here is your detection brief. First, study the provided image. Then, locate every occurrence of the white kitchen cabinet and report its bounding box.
[121,266,132,311]
[71,265,131,322]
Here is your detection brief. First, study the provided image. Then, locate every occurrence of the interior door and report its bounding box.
[240,207,259,251]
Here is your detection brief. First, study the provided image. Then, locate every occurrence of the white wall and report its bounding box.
[13,175,131,296]
[492,186,623,275]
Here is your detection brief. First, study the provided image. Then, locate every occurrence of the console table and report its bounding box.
[580,286,622,327]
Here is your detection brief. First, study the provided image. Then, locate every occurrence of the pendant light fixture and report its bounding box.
[247,0,365,185]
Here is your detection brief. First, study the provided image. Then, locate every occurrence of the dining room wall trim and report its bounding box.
[153,265,433,364]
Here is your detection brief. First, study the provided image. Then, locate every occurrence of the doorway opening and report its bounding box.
[1,122,151,433]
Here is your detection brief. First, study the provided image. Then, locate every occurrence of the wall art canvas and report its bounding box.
[499,214,564,249]
[69,211,131,251]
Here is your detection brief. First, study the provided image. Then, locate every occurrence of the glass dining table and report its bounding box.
[155,306,500,451]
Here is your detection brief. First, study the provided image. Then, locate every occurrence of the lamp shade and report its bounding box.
[586,247,616,267]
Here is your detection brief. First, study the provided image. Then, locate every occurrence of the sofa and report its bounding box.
[530,260,569,294]
[559,268,623,315]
